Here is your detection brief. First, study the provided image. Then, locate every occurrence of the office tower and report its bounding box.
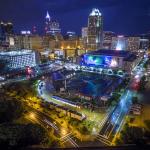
[139,34,149,51]
[45,11,61,35]
[87,8,103,50]
[0,21,14,42]
[45,11,51,34]
[64,31,77,40]
[49,20,61,35]
[0,22,13,35]
[82,27,88,49]
[127,36,140,52]
[103,31,115,49]
[111,35,127,51]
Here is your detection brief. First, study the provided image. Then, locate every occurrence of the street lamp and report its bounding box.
[29,112,36,119]
[61,128,67,136]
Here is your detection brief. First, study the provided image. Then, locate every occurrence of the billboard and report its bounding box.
[81,54,118,68]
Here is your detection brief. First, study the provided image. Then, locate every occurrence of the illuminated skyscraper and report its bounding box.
[103,31,115,49]
[82,27,88,49]
[45,11,51,34]
[87,8,103,50]
[139,34,149,51]
[44,11,61,35]
[63,31,77,41]
[46,11,51,21]
[49,20,61,35]
[0,21,13,40]
[127,36,140,52]
[111,35,127,51]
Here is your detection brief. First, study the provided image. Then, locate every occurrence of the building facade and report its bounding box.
[0,21,14,48]
[127,36,140,52]
[82,27,88,49]
[45,11,61,35]
[60,38,84,58]
[139,35,149,51]
[0,49,39,69]
[79,49,140,74]
[111,35,128,51]
[87,8,103,50]
[0,21,13,37]
[103,31,115,49]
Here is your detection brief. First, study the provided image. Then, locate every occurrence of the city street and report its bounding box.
[96,57,148,145]
[25,105,79,148]
[96,90,133,145]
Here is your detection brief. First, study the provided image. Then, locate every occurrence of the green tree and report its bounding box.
[79,125,89,134]
[0,99,24,123]
[121,125,144,144]
[144,120,150,130]
[0,123,49,148]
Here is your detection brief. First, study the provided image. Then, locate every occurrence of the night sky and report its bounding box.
[0,0,150,35]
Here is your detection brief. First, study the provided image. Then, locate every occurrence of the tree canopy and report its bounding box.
[0,98,24,123]
[0,123,49,148]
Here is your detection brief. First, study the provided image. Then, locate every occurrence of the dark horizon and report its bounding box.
[0,0,150,35]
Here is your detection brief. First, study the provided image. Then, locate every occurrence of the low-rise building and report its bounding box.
[0,49,39,69]
[79,49,141,74]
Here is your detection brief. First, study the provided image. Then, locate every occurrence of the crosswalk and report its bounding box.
[96,134,112,146]
[60,132,79,148]
[99,112,110,129]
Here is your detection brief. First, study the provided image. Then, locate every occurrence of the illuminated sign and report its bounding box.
[21,31,31,35]
[82,54,118,68]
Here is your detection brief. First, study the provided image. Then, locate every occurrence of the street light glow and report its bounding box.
[29,112,36,119]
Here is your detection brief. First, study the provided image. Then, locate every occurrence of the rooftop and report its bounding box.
[0,49,34,56]
[45,11,50,20]
[86,49,133,58]
[89,8,102,16]
[83,49,137,62]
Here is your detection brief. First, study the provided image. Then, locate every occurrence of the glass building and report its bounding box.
[45,11,61,35]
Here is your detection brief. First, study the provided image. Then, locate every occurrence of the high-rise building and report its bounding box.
[87,8,103,50]
[111,35,127,51]
[44,11,61,35]
[103,31,115,49]
[0,21,14,45]
[49,20,61,35]
[45,11,51,34]
[82,27,88,49]
[139,34,149,51]
[64,31,77,40]
[0,21,13,36]
[82,27,88,39]
[111,35,141,52]
[127,36,140,52]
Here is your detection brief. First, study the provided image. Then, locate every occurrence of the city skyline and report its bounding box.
[0,0,150,35]
[0,1,150,149]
